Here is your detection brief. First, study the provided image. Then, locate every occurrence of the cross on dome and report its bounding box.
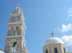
[51,32,54,37]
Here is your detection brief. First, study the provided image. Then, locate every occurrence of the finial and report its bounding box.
[51,32,54,37]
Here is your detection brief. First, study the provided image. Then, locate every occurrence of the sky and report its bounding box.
[0,0,72,53]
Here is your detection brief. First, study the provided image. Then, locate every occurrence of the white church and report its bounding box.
[5,6,28,53]
[0,1,72,53]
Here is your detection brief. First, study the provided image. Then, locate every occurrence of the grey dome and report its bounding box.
[44,37,64,46]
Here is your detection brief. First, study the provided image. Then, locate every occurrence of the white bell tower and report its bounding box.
[5,6,28,53]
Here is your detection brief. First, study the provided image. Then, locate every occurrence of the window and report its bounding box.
[13,42,18,53]
[14,30,16,36]
[14,27,19,36]
[45,49,48,53]
[54,47,58,53]
[11,27,14,35]
[63,47,66,53]
[16,27,19,35]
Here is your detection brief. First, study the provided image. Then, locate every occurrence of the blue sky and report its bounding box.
[0,0,72,53]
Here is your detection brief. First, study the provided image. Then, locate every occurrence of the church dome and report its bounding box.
[13,7,22,14]
[44,37,64,46]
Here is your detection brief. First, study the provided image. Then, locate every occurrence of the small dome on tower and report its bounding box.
[44,37,64,46]
[13,7,22,14]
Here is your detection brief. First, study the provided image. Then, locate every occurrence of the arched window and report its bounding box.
[8,30,10,36]
[15,27,19,36]
[11,27,14,35]
[45,49,48,53]
[63,47,66,53]
[54,47,58,53]
[13,41,18,53]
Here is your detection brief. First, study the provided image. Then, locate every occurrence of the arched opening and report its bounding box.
[16,27,19,36]
[12,41,18,53]
[11,27,14,35]
[45,49,48,53]
[13,9,19,14]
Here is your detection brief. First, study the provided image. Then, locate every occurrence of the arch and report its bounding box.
[10,17,14,22]
[11,27,14,35]
[8,30,11,36]
[45,49,48,53]
[16,26,19,36]
[13,9,18,14]
[13,41,17,47]
[12,41,18,53]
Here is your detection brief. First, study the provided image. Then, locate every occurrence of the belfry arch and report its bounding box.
[12,41,18,53]
[10,39,18,53]
[11,27,14,35]
[16,26,19,35]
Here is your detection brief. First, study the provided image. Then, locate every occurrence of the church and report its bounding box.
[5,6,28,53]
[43,36,67,53]
[4,2,72,53]
[4,6,68,53]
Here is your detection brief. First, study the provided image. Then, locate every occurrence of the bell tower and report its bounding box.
[5,6,28,53]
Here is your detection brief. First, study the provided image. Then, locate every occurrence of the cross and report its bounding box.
[51,32,54,37]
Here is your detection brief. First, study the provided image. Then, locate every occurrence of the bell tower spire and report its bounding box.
[5,3,28,53]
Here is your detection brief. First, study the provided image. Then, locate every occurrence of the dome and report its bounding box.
[13,7,22,14]
[44,37,64,46]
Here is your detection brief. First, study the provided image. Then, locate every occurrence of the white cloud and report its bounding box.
[0,51,4,53]
[68,8,72,17]
[66,8,72,21]
[54,8,72,32]
[54,23,72,32]
[61,23,72,32]
[61,35,72,46]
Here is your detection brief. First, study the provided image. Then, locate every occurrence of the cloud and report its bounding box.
[68,8,72,17]
[66,8,72,22]
[54,23,72,32]
[61,23,72,32]
[54,8,72,33]
[61,35,72,46]
[0,51,4,53]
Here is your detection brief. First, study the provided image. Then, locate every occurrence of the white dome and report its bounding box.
[44,37,64,46]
